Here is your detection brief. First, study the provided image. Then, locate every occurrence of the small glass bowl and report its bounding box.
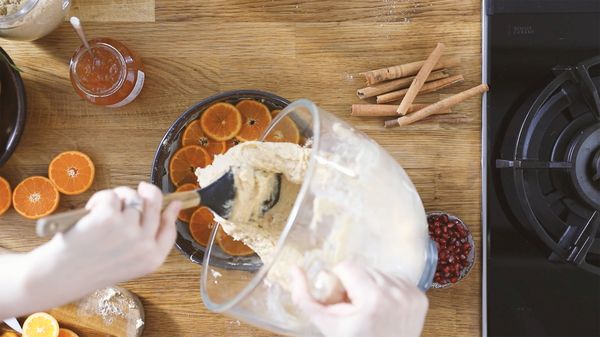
[427,211,475,289]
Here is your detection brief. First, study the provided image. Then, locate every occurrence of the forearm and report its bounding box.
[0,252,36,320]
[0,238,97,320]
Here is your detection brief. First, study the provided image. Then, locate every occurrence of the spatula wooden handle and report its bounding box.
[36,191,201,237]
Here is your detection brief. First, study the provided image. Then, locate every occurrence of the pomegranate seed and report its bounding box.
[463,242,471,251]
[434,228,442,236]
[450,277,458,283]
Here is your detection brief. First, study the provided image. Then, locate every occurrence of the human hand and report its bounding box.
[291,261,429,337]
[21,182,181,312]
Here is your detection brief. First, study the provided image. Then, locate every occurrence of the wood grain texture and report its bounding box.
[0,0,482,336]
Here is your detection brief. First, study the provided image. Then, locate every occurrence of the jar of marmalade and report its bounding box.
[69,38,144,107]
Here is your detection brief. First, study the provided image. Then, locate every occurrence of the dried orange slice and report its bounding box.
[189,206,217,247]
[0,176,11,216]
[235,100,272,141]
[176,183,200,222]
[48,151,95,195]
[200,102,242,141]
[13,177,60,220]
[169,145,210,187]
[265,116,300,144]
[23,312,59,337]
[217,228,255,256]
[57,329,79,337]
[182,119,227,159]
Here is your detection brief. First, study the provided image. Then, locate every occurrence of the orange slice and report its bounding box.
[0,176,11,216]
[58,329,79,337]
[216,228,255,256]
[1,332,19,337]
[200,102,242,141]
[225,138,242,150]
[271,109,281,117]
[176,183,200,223]
[13,177,60,220]
[235,100,272,141]
[265,116,300,144]
[189,206,217,247]
[169,145,210,187]
[48,151,95,195]
[182,119,227,159]
[23,312,59,337]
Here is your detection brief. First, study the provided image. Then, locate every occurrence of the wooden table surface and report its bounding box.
[0,0,482,336]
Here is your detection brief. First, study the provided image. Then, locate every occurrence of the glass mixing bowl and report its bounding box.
[200,99,437,336]
[0,0,71,41]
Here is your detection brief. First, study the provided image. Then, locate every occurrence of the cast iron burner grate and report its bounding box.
[496,55,600,275]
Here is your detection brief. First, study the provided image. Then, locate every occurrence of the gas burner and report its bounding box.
[496,56,600,275]
[567,125,600,209]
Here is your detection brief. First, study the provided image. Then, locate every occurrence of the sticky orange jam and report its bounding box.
[69,38,145,107]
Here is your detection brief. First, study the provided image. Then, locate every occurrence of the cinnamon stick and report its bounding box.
[384,84,489,128]
[377,74,464,104]
[362,55,460,85]
[357,70,449,99]
[351,103,451,117]
[396,43,445,115]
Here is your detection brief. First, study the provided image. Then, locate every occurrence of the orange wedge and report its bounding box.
[216,228,255,256]
[58,329,79,337]
[23,312,59,337]
[48,151,95,195]
[182,119,227,159]
[200,102,242,141]
[265,116,300,144]
[176,183,200,223]
[13,177,60,220]
[169,145,210,187]
[189,206,217,247]
[0,176,11,216]
[235,100,272,141]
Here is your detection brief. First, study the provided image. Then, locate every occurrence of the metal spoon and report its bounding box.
[36,170,282,237]
[69,16,94,58]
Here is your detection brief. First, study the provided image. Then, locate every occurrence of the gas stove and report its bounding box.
[483,1,600,336]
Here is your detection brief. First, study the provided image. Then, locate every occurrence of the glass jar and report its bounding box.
[69,38,145,108]
[0,0,71,41]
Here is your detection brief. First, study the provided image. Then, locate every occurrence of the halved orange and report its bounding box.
[0,176,11,216]
[182,119,227,159]
[216,228,255,256]
[176,183,200,223]
[13,177,60,220]
[200,102,242,141]
[23,312,59,337]
[235,100,272,141]
[169,145,211,187]
[58,329,79,337]
[265,116,301,144]
[48,151,95,195]
[189,206,217,247]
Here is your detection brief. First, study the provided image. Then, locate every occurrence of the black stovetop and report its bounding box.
[484,1,600,336]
